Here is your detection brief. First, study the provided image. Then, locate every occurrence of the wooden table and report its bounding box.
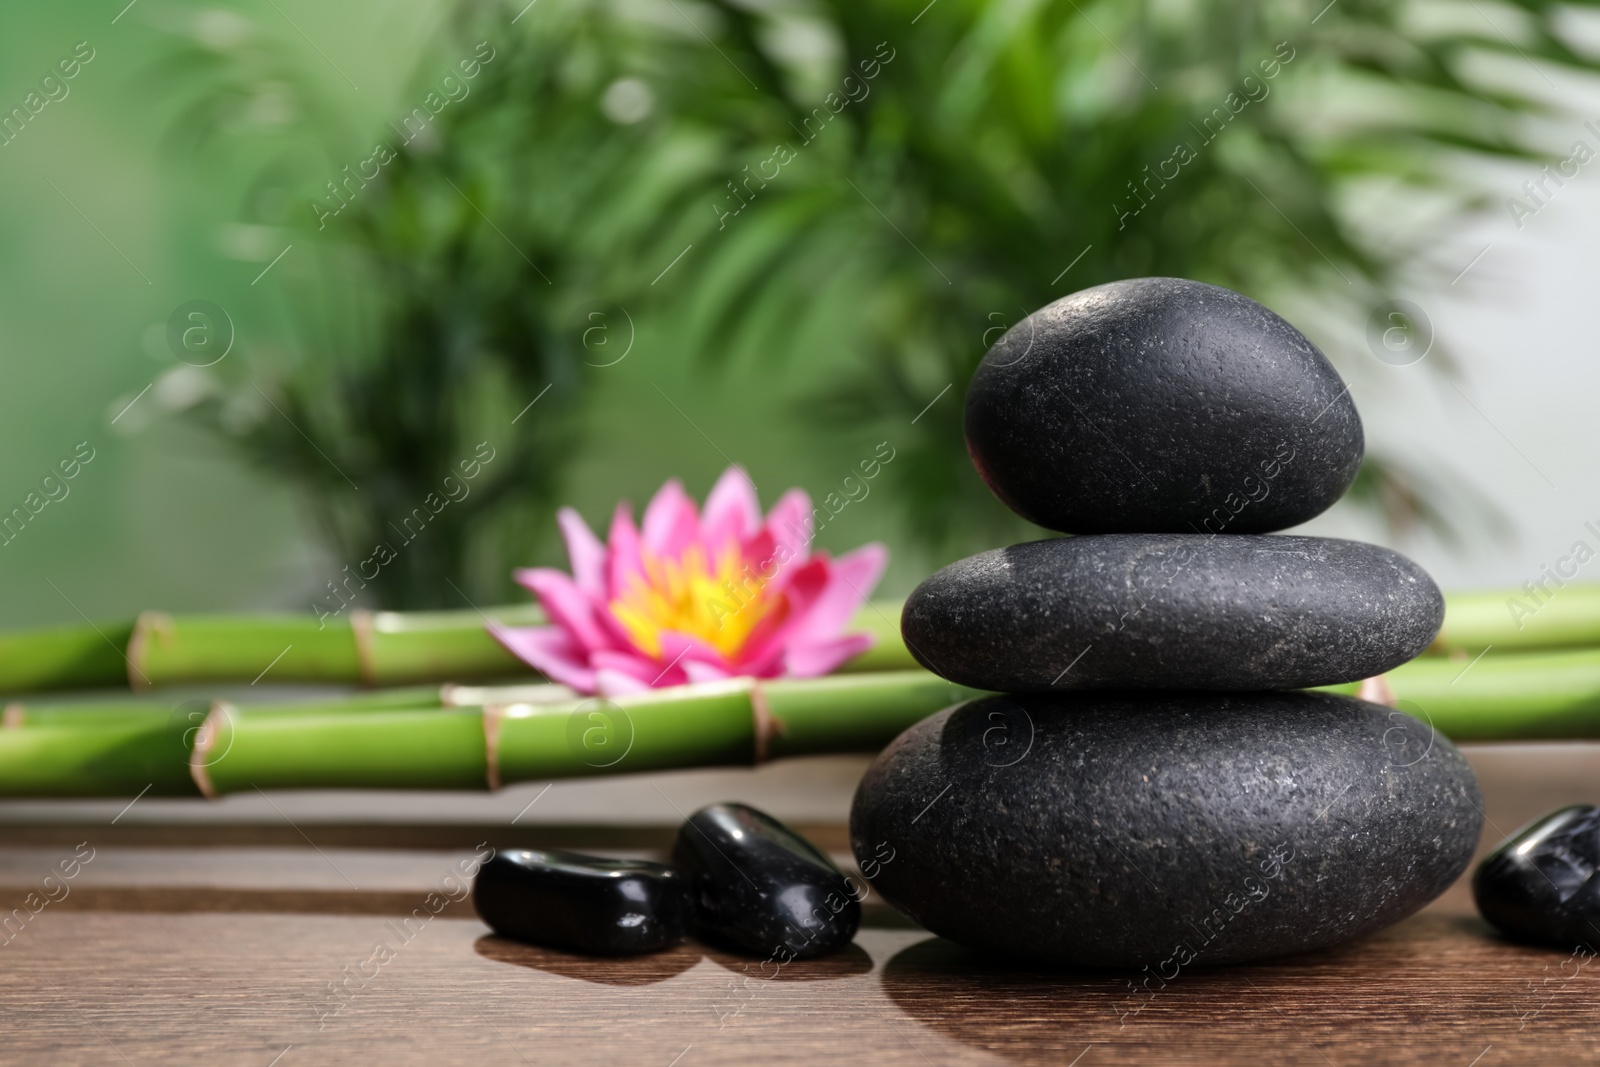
[3,746,1599,1066]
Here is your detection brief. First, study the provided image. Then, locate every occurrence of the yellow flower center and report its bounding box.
[609,546,779,661]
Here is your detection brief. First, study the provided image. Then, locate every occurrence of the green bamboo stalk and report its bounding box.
[0,605,546,693]
[6,584,1600,696]
[0,602,918,694]
[0,619,136,691]
[0,688,466,796]
[129,607,549,688]
[200,707,489,793]
[1321,646,1600,740]
[0,719,200,796]
[0,671,976,798]
[0,684,587,752]
[14,641,1600,799]
[0,686,454,730]
[1430,586,1600,655]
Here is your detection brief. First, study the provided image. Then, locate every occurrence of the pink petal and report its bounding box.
[595,668,652,697]
[732,499,812,604]
[641,479,700,559]
[739,525,774,560]
[785,542,888,644]
[595,600,642,651]
[784,633,875,677]
[762,488,816,561]
[682,659,733,684]
[727,595,792,665]
[607,502,644,598]
[516,568,611,654]
[557,508,608,597]
[731,639,787,678]
[737,519,807,603]
[775,556,832,622]
[659,628,732,668]
[702,466,761,551]
[737,528,782,588]
[735,560,826,668]
[592,649,669,686]
[488,625,597,693]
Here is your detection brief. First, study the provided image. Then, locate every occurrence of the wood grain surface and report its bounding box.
[0,884,1589,1066]
[2,743,1598,1066]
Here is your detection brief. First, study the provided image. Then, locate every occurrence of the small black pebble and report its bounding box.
[1475,805,1600,950]
[472,848,689,956]
[673,802,861,960]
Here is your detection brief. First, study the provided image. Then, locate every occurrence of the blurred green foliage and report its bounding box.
[9,0,1590,618]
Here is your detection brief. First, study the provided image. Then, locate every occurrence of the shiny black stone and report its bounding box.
[851,691,1482,967]
[673,802,861,960]
[1475,805,1600,950]
[472,849,689,955]
[964,277,1363,534]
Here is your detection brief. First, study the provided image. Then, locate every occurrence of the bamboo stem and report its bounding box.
[7,584,1600,695]
[0,603,918,694]
[0,620,136,692]
[0,605,549,693]
[127,607,547,689]
[0,684,585,748]
[0,718,200,797]
[1323,647,1600,740]
[0,671,976,798]
[1430,586,1600,655]
[13,641,1600,799]
[0,686,457,730]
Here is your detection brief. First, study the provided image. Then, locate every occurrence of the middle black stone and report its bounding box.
[902,533,1443,691]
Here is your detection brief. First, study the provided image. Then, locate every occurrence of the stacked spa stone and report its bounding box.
[851,278,1483,968]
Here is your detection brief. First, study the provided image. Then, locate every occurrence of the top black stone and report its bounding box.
[965,277,1364,534]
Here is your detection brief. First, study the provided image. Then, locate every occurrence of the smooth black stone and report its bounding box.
[1474,805,1600,949]
[472,849,688,955]
[850,691,1481,967]
[965,277,1363,534]
[673,802,861,960]
[902,533,1442,691]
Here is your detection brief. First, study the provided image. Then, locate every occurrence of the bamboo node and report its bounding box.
[1,703,23,729]
[126,611,175,691]
[482,703,508,792]
[750,681,786,765]
[350,609,378,687]
[1357,674,1398,708]
[187,701,234,800]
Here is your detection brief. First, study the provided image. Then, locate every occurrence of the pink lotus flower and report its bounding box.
[490,467,888,695]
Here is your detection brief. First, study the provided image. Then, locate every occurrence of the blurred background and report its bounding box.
[4,0,1600,628]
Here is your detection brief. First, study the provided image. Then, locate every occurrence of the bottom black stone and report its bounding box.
[850,690,1482,967]
[472,849,689,955]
